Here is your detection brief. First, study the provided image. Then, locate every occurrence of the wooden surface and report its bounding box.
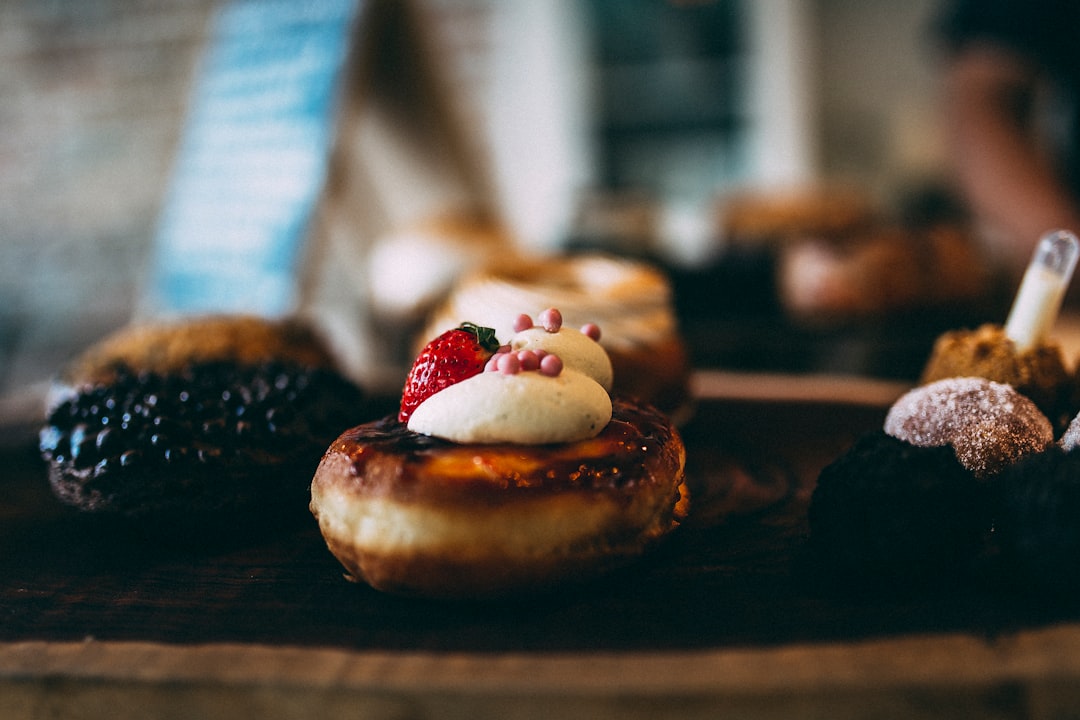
[4,373,1080,719]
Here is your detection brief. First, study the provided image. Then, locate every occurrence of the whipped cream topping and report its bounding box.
[406,369,612,444]
[507,326,613,392]
[407,313,614,444]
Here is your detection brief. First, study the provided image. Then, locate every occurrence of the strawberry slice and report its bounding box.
[398,322,500,422]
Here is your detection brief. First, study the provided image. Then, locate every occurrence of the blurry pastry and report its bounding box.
[994,445,1080,593]
[808,377,1054,586]
[884,377,1054,478]
[809,431,989,586]
[311,309,688,598]
[920,230,1080,427]
[720,187,874,244]
[421,253,691,420]
[778,225,988,321]
[920,323,1074,426]
[39,314,370,541]
[367,214,508,323]
[51,314,334,396]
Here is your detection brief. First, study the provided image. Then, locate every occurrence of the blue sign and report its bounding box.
[146,0,361,316]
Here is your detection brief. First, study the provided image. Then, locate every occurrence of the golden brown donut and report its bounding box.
[420,253,692,421]
[54,314,336,393]
[309,397,689,598]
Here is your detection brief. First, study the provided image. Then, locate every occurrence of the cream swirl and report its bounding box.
[407,312,613,444]
[406,369,611,444]
[507,326,613,391]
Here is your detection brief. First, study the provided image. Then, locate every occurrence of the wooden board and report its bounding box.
[4,373,1080,719]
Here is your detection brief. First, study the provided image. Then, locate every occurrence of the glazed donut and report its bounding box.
[421,253,691,421]
[39,314,369,539]
[309,397,688,598]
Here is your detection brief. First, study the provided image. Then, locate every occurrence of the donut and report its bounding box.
[38,314,370,539]
[720,186,875,243]
[777,225,988,321]
[310,309,688,597]
[310,398,688,598]
[808,376,1058,588]
[420,253,691,421]
[366,214,508,322]
[50,313,336,399]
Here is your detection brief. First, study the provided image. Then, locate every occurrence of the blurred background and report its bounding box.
[0,0,1008,417]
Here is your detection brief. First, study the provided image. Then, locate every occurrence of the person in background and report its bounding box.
[937,0,1080,277]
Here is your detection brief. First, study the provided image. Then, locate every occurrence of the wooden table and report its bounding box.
[4,372,1080,719]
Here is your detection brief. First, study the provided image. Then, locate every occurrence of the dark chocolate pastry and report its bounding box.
[808,431,992,588]
[37,314,378,543]
[40,357,366,542]
[992,446,1080,594]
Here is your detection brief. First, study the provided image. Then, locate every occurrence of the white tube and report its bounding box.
[1004,229,1080,350]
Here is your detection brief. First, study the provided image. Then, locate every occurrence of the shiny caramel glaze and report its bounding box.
[311,397,687,596]
[320,398,685,507]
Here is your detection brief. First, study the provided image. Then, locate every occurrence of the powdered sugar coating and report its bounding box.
[884,377,1053,477]
[1060,413,1080,451]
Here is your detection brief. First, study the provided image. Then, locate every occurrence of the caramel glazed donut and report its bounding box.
[310,398,688,598]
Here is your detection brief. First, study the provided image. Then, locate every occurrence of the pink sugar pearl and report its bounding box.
[580,322,601,341]
[497,352,521,374]
[484,348,563,377]
[484,346,510,372]
[538,308,562,333]
[539,354,563,376]
[517,350,540,371]
[512,314,533,333]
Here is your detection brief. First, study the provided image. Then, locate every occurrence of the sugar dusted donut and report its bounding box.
[809,376,1055,587]
[310,311,689,597]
